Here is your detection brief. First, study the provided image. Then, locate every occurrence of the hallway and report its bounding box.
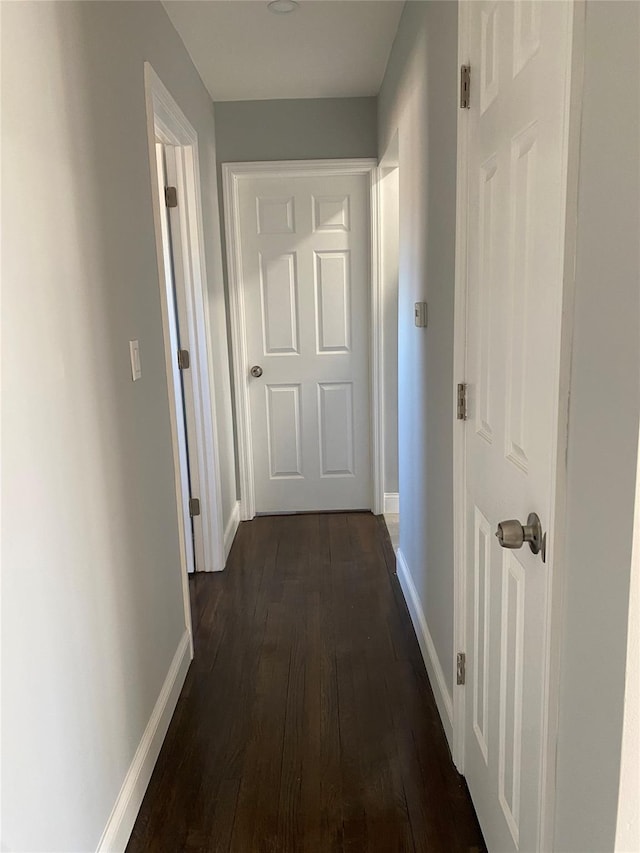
[127,513,485,852]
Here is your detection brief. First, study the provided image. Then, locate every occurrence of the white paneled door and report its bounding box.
[235,171,371,514]
[462,2,574,851]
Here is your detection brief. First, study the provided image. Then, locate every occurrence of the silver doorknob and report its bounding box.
[496,512,545,559]
[250,365,263,378]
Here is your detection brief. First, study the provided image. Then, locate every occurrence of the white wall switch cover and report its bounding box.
[129,340,142,381]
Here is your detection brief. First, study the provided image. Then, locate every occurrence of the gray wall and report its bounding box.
[214,97,378,163]
[378,1,459,716]
[1,2,235,849]
[554,3,640,850]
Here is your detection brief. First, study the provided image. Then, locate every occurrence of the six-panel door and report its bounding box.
[463,1,573,850]
[237,173,371,514]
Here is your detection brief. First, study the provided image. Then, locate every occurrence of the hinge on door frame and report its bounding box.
[457,383,467,421]
[457,652,466,686]
[189,497,201,518]
[460,64,471,109]
[177,349,190,370]
[165,186,178,208]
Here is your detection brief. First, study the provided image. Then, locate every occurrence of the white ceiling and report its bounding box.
[163,1,404,102]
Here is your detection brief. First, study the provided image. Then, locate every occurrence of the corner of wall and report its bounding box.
[396,548,454,751]
[97,631,192,852]
[223,500,241,562]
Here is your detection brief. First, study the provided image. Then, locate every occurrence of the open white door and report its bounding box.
[459,2,576,850]
[145,64,225,580]
[154,144,198,574]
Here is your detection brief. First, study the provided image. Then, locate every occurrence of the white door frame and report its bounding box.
[144,63,226,643]
[222,159,383,520]
[615,419,640,852]
[451,3,585,849]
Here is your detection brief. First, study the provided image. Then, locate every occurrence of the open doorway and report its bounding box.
[380,135,400,552]
[152,141,205,631]
[144,64,226,640]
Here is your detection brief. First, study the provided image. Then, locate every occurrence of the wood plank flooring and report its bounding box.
[127,513,486,852]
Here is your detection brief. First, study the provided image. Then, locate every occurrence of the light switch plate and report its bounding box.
[129,340,142,381]
[414,301,428,327]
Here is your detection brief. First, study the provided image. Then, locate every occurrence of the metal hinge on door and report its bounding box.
[460,65,471,109]
[177,349,190,370]
[189,497,201,518]
[457,383,467,420]
[457,652,466,686]
[165,186,178,208]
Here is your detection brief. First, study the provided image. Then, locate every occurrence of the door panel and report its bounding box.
[256,195,295,234]
[472,506,491,765]
[259,251,299,354]
[313,194,350,232]
[463,2,573,850]
[265,384,303,479]
[315,250,352,353]
[237,172,371,514]
[318,382,355,477]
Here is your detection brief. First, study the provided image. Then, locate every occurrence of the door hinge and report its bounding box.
[457,383,467,420]
[165,186,178,208]
[189,497,201,518]
[177,349,190,370]
[457,652,466,686]
[460,64,471,109]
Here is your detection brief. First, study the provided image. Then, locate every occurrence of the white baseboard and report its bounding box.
[383,492,400,514]
[223,500,241,561]
[396,548,454,750]
[96,630,192,852]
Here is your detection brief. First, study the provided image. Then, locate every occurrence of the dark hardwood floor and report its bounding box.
[127,513,485,852]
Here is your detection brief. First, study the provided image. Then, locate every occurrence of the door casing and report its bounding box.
[452,3,586,850]
[144,63,227,653]
[223,159,384,520]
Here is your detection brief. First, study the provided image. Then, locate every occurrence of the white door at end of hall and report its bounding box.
[463,2,574,851]
[236,171,371,514]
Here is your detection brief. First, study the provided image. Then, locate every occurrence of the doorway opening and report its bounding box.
[222,159,384,520]
[380,134,400,553]
[144,64,226,641]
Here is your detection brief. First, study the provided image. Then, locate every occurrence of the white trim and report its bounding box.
[452,0,471,776]
[615,421,640,852]
[370,168,384,516]
[383,493,400,515]
[144,63,226,576]
[222,165,255,521]
[224,501,241,560]
[452,3,585,847]
[96,631,191,853]
[222,159,383,520]
[223,158,379,180]
[143,65,193,645]
[538,5,585,848]
[396,548,454,749]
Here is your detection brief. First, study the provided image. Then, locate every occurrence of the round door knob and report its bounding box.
[496,512,545,559]
[250,365,263,378]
